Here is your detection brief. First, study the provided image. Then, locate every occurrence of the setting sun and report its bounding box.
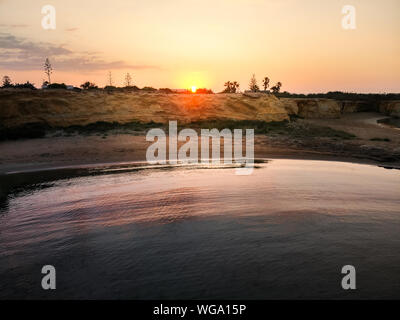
[191,86,197,93]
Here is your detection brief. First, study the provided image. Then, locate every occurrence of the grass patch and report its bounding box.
[0,119,356,141]
[188,119,356,139]
[0,121,163,141]
[62,121,163,135]
[285,121,356,139]
[188,119,290,134]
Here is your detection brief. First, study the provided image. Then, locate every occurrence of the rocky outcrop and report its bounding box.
[1,90,399,130]
[281,98,383,118]
[281,98,342,119]
[0,90,290,129]
[341,101,377,113]
[279,98,298,115]
[379,101,400,118]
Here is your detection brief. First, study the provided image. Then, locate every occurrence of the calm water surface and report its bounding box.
[0,160,399,299]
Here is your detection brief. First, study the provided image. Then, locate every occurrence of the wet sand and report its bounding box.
[0,113,399,174]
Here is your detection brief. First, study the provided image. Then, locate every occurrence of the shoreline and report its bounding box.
[1,112,400,175]
[2,153,398,210]
[1,141,399,176]
[1,156,393,176]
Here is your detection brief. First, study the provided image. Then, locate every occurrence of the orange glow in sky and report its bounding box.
[0,0,399,93]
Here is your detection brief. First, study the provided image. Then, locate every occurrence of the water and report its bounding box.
[0,159,399,299]
[378,117,400,129]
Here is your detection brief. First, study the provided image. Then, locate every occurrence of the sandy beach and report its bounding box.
[1,112,399,174]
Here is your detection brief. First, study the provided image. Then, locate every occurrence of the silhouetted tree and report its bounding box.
[80,81,98,90]
[195,88,214,94]
[223,81,239,93]
[223,81,232,93]
[108,71,113,86]
[14,81,36,90]
[2,75,12,88]
[249,74,259,92]
[47,83,67,89]
[262,77,270,91]
[125,73,132,87]
[271,82,282,93]
[44,58,53,84]
[231,81,239,93]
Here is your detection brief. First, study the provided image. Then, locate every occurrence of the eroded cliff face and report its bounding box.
[281,98,342,118]
[0,90,289,128]
[280,98,379,119]
[379,101,400,118]
[0,90,398,129]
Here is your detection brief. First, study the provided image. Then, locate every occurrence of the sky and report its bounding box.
[0,0,399,93]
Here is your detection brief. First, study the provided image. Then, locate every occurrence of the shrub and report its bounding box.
[13,82,36,90]
[80,82,98,90]
[195,88,214,94]
[159,88,174,94]
[141,86,157,92]
[47,83,67,89]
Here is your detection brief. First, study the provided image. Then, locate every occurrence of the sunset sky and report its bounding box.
[0,0,399,92]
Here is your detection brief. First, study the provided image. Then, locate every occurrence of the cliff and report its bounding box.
[0,90,398,129]
[379,100,400,118]
[0,90,289,128]
[280,98,380,118]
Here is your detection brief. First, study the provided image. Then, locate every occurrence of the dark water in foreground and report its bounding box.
[378,117,400,129]
[0,160,399,299]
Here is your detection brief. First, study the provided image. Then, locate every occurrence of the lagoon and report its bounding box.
[0,159,399,299]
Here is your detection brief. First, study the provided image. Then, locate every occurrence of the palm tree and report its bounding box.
[223,81,240,93]
[224,81,232,93]
[231,81,239,93]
